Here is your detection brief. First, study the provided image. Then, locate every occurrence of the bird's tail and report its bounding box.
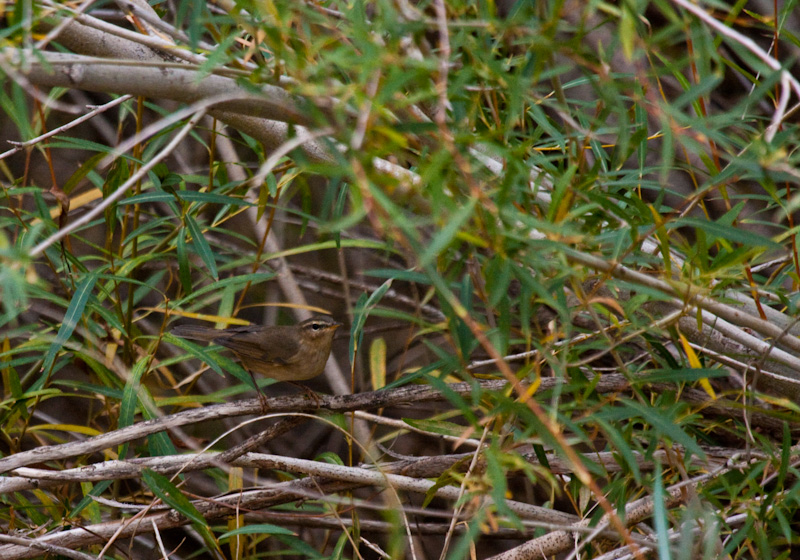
[170,324,221,341]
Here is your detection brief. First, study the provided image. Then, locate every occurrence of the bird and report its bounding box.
[170,314,342,408]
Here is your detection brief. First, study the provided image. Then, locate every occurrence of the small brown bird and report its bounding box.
[171,315,341,405]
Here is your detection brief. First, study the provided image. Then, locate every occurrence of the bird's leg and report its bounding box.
[248,370,269,414]
[289,381,322,408]
[257,391,269,414]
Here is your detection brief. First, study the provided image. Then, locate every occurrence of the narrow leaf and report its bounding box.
[419,198,477,268]
[185,214,219,280]
[39,270,100,389]
[678,332,716,399]
[219,524,296,539]
[369,337,387,391]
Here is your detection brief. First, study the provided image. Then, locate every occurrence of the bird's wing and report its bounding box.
[213,326,300,364]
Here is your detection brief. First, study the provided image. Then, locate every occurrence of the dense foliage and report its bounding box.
[1,0,800,558]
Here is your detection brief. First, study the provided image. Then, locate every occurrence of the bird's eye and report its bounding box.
[310,322,322,331]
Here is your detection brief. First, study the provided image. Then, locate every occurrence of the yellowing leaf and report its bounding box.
[369,337,387,390]
[678,332,716,399]
[27,424,104,437]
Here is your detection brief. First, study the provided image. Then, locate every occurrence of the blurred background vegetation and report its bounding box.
[2,0,800,558]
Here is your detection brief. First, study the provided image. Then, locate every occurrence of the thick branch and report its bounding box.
[11,51,310,126]
[0,375,791,475]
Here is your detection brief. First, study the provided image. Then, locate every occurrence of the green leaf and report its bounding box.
[117,356,149,459]
[633,368,727,384]
[419,197,477,268]
[141,469,219,557]
[486,448,521,529]
[218,524,296,539]
[402,418,467,438]
[185,214,219,280]
[350,279,393,363]
[165,334,257,389]
[619,4,636,61]
[38,270,100,389]
[142,469,205,525]
[119,357,148,429]
[652,461,672,560]
[62,152,107,195]
[267,238,393,261]
[176,273,274,304]
[622,400,704,459]
[670,217,780,250]
[176,231,193,294]
[69,480,113,519]
[123,189,253,207]
[596,419,641,483]
[165,334,226,377]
